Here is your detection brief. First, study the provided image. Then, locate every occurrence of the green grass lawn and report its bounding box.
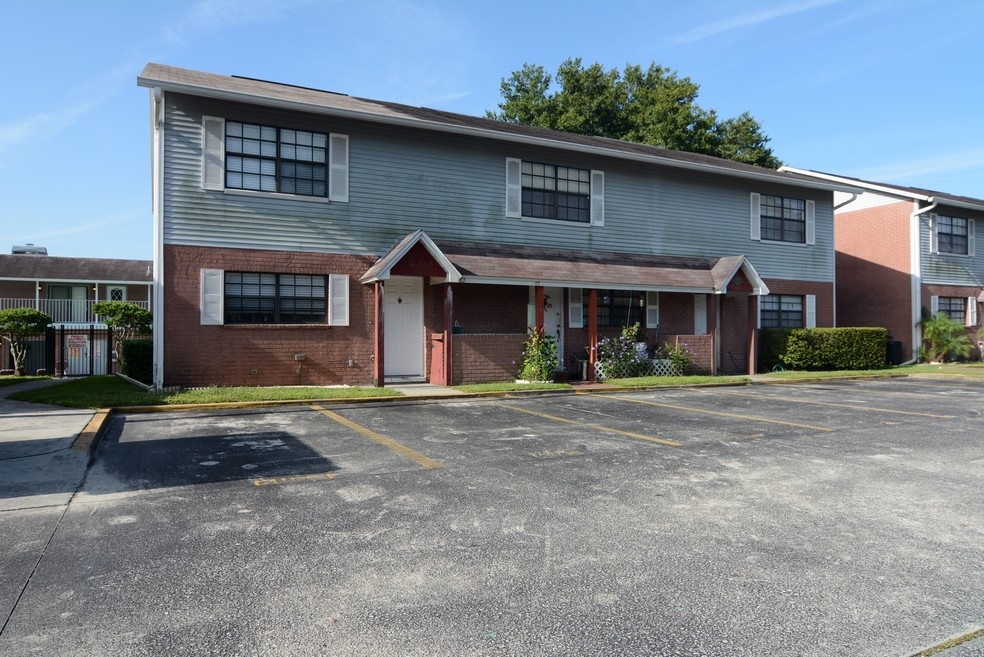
[5,361,984,409]
[6,375,402,409]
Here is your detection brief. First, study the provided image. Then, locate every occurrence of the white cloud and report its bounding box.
[0,210,144,243]
[160,0,315,45]
[671,0,844,44]
[857,151,984,183]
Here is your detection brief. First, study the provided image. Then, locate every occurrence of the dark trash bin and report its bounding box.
[886,340,903,365]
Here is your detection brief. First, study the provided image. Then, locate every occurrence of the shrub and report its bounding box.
[517,327,559,381]
[595,323,652,378]
[121,339,153,384]
[919,311,974,362]
[764,327,888,371]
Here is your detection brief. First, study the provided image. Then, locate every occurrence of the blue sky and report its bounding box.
[2,0,983,261]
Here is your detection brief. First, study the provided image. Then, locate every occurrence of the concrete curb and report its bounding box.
[70,408,113,453]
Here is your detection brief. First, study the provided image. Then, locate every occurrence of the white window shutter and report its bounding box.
[329,274,349,326]
[590,170,605,226]
[505,158,522,218]
[693,294,707,335]
[646,291,659,327]
[805,294,817,328]
[750,192,761,241]
[200,269,224,325]
[569,288,583,328]
[202,116,225,191]
[806,200,816,245]
[968,218,975,256]
[929,213,939,254]
[967,297,977,326]
[329,134,349,202]
[931,295,939,315]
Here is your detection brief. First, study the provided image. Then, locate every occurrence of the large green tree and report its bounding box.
[488,59,781,169]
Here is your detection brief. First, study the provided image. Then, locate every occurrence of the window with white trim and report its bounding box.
[750,192,814,245]
[202,116,348,201]
[935,215,973,255]
[935,296,966,324]
[200,269,349,326]
[761,294,804,328]
[578,289,648,328]
[506,158,604,225]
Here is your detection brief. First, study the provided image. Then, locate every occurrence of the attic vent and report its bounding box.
[11,244,47,255]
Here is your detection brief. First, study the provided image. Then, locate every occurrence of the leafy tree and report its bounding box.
[93,301,152,369]
[919,311,974,362]
[0,308,51,375]
[488,58,781,169]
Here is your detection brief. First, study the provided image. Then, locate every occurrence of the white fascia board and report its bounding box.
[139,76,854,194]
[429,275,714,294]
[2,277,151,285]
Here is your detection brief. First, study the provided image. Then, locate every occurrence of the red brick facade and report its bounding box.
[835,202,914,353]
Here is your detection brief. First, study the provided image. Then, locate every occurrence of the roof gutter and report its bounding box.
[137,75,856,195]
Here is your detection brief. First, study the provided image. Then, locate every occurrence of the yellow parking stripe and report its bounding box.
[702,389,955,418]
[597,395,834,432]
[493,403,681,447]
[311,405,445,469]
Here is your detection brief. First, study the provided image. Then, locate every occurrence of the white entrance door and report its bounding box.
[543,287,565,372]
[384,276,424,377]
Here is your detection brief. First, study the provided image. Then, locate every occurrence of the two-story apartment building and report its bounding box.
[782,169,983,362]
[0,248,153,374]
[137,64,855,389]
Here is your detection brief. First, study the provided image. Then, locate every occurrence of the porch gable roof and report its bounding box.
[360,230,463,284]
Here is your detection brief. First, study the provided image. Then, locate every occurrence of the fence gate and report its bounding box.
[44,325,114,376]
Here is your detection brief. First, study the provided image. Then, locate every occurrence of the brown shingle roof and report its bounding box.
[138,63,857,193]
[0,255,152,283]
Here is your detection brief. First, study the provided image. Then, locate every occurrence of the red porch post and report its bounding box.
[443,283,453,386]
[747,295,758,375]
[707,294,718,376]
[374,281,385,387]
[588,288,598,382]
[534,286,545,331]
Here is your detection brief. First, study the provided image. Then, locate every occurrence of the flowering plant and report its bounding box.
[595,323,651,378]
[655,341,692,374]
[518,326,559,381]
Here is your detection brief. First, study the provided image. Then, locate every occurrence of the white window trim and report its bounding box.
[646,291,659,328]
[750,192,814,246]
[506,157,603,226]
[201,116,348,202]
[930,214,976,257]
[329,274,350,326]
[805,294,817,328]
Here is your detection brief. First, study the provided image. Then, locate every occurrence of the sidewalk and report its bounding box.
[0,379,95,511]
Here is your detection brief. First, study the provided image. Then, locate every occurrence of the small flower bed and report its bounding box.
[593,323,692,380]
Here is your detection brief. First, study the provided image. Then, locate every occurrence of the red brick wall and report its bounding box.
[163,245,377,388]
[452,333,525,384]
[835,202,913,353]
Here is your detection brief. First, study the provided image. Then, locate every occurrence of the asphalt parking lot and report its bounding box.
[2,377,983,656]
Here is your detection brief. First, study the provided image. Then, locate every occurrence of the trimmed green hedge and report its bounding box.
[121,339,153,384]
[760,327,888,372]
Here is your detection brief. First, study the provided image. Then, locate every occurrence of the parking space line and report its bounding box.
[595,395,835,431]
[492,403,681,447]
[310,405,445,469]
[700,389,955,418]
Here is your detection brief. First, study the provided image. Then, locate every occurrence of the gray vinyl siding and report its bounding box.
[162,94,834,282]
[919,210,984,287]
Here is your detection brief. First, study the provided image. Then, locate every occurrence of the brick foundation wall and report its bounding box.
[660,334,714,373]
[452,333,525,384]
[163,245,377,388]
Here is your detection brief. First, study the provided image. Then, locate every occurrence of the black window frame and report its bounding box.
[224,272,327,324]
[225,121,328,198]
[937,215,969,255]
[760,195,807,244]
[521,161,591,223]
[936,296,965,324]
[583,289,646,328]
[761,294,804,329]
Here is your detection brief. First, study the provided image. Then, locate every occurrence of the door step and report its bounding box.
[385,375,427,384]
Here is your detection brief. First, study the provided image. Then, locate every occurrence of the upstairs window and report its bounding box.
[505,158,604,226]
[522,162,591,223]
[750,193,815,245]
[226,122,327,197]
[202,116,348,202]
[936,215,970,255]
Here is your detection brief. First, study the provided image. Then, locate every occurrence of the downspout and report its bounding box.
[905,199,938,365]
[830,193,857,329]
[151,86,166,389]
